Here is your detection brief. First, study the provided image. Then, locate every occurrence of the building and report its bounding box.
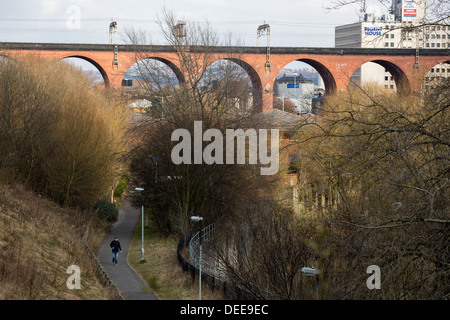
[274,73,323,114]
[335,0,449,90]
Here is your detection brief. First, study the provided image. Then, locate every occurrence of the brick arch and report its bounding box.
[347,59,411,95]
[130,56,185,85]
[272,58,338,95]
[371,59,410,95]
[3,43,447,112]
[422,59,450,77]
[294,58,337,94]
[202,57,264,113]
[60,55,110,87]
[224,57,263,113]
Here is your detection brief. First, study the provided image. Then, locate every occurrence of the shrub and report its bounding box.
[94,200,117,222]
[113,174,129,199]
[0,56,129,207]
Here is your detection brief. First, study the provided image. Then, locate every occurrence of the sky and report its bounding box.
[0,0,385,47]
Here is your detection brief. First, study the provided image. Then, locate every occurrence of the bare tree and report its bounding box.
[288,81,449,299]
[124,10,263,235]
[0,56,129,207]
[212,200,321,300]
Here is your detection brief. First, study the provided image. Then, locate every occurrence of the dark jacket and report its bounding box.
[110,240,122,252]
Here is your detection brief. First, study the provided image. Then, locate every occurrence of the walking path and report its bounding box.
[98,204,158,300]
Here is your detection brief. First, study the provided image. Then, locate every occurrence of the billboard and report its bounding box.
[404,0,417,17]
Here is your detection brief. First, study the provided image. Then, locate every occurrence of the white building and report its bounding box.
[274,73,321,114]
[335,0,449,90]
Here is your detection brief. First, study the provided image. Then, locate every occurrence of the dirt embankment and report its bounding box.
[0,184,120,300]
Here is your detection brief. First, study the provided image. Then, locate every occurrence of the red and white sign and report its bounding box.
[404,0,417,17]
[404,8,417,17]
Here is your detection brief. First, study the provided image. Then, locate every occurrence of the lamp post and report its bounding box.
[155,95,171,118]
[277,96,285,111]
[191,215,203,300]
[301,267,320,300]
[153,156,159,183]
[135,187,145,262]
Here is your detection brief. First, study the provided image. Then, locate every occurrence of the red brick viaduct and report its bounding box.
[1,42,448,112]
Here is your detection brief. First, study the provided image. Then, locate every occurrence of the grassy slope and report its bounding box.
[0,184,120,300]
[127,215,223,300]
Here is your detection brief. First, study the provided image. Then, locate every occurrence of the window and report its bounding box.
[443,43,447,48]
[385,34,389,38]
[443,35,447,40]
[122,79,133,87]
[437,34,441,39]
[426,43,430,47]
[385,76,389,81]
[391,34,395,38]
[437,43,441,47]
[431,43,435,47]
[390,42,394,47]
[385,42,389,47]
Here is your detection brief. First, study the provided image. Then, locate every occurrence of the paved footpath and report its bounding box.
[98,204,159,300]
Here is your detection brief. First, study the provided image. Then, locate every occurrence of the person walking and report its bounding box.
[110,237,122,265]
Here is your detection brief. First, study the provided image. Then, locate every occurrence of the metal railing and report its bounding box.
[181,224,278,299]
[189,224,228,282]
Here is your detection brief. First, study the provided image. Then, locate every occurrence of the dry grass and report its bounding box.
[127,217,224,300]
[0,184,120,300]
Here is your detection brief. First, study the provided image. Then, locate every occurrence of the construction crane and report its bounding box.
[257,23,271,71]
[109,20,119,70]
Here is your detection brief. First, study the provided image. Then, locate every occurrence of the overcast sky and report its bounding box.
[0,0,386,47]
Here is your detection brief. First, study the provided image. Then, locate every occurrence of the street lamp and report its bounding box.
[135,187,145,262]
[301,267,320,300]
[154,95,171,118]
[191,215,203,300]
[153,156,160,183]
